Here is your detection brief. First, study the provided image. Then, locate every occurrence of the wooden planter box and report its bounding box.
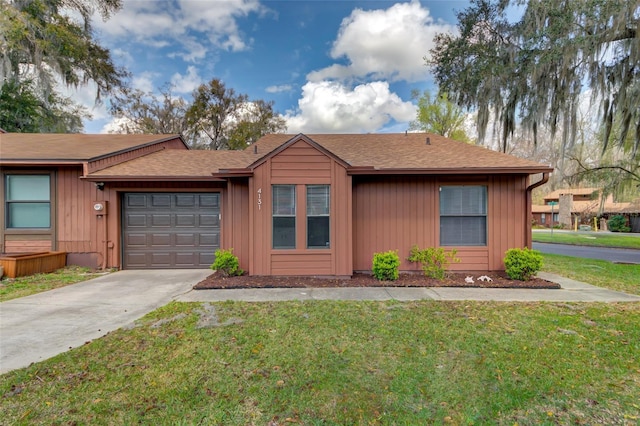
[0,251,67,279]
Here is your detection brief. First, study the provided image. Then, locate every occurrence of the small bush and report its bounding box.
[608,215,631,232]
[211,248,244,276]
[408,245,459,280]
[504,248,543,281]
[372,250,400,281]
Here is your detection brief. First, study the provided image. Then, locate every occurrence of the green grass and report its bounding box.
[1,301,639,425]
[541,253,640,295]
[0,267,104,302]
[533,231,640,249]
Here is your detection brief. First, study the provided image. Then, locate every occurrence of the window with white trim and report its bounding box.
[5,175,51,228]
[440,185,487,246]
[307,185,330,248]
[272,185,296,248]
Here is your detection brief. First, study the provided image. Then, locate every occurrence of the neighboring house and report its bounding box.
[532,187,632,228]
[1,132,552,275]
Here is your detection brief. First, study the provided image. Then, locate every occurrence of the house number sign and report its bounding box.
[257,188,262,210]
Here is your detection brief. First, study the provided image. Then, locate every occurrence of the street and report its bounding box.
[533,242,640,264]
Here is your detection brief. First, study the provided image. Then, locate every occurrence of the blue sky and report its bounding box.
[75,0,472,134]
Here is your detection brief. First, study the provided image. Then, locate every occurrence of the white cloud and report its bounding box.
[170,66,202,94]
[284,81,416,133]
[94,0,266,60]
[132,71,159,93]
[308,0,455,83]
[265,84,293,94]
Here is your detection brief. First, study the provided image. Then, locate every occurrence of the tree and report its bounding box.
[111,79,287,149]
[0,79,87,132]
[0,0,127,132]
[429,0,639,157]
[109,86,188,135]
[226,100,287,149]
[186,78,287,150]
[409,90,472,142]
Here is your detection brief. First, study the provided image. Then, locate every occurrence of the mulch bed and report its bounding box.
[194,271,560,290]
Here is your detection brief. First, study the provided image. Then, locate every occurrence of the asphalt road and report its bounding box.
[533,242,640,264]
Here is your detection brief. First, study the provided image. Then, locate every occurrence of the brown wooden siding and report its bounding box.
[352,176,437,272]
[57,167,96,254]
[222,179,250,272]
[4,239,52,253]
[352,175,529,272]
[249,140,352,276]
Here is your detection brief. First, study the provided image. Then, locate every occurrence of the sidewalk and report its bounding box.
[177,272,640,303]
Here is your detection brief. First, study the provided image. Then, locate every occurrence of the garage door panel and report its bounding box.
[175,233,197,246]
[151,194,171,207]
[127,215,147,227]
[176,195,196,207]
[123,193,220,269]
[126,194,147,207]
[176,214,196,227]
[125,252,147,266]
[150,252,172,266]
[199,214,219,227]
[151,214,171,227]
[125,233,147,246]
[200,233,219,247]
[200,194,219,207]
[151,234,171,246]
[199,252,215,265]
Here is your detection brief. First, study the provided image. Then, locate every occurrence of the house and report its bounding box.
[0,132,552,275]
[532,187,632,229]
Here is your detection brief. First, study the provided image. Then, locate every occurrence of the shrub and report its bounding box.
[372,250,400,281]
[608,215,630,232]
[504,248,543,281]
[211,248,244,276]
[408,245,459,280]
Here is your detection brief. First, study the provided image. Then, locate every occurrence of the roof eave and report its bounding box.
[346,166,554,175]
[81,175,227,182]
[0,160,85,166]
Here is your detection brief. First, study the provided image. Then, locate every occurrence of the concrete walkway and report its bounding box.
[177,272,640,303]
[1,270,639,374]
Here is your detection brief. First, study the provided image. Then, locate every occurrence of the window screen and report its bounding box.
[307,185,330,248]
[5,175,51,228]
[440,186,487,246]
[272,185,296,248]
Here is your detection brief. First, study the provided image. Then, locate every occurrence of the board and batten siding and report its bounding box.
[352,174,530,272]
[222,178,250,272]
[249,140,352,276]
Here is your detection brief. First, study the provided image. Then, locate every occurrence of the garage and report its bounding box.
[122,193,220,268]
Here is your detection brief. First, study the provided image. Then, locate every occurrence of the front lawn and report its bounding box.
[0,267,105,302]
[1,301,638,424]
[533,231,640,249]
[541,253,640,295]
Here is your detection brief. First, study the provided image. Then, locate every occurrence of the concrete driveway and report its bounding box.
[0,269,211,374]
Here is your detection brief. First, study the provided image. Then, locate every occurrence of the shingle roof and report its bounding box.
[252,133,552,172]
[89,149,259,178]
[0,133,184,161]
[543,187,600,200]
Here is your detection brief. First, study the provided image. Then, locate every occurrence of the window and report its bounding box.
[272,185,296,248]
[440,185,487,246]
[5,175,51,228]
[540,213,546,224]
[307,185,330,248]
